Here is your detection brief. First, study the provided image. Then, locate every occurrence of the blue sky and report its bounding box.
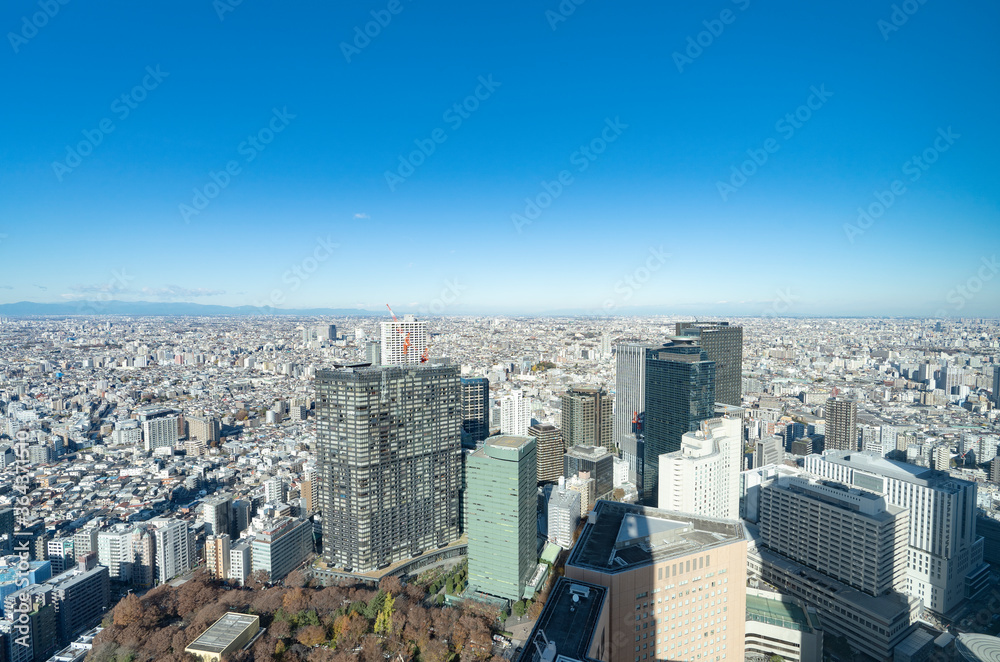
[1,0,998,316]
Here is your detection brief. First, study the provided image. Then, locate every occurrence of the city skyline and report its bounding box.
[1,1,998,316]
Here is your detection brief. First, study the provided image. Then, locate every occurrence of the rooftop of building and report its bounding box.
[564,445,611,460]
[814,450,967,491]
[567,500,744,574]
[186,612,259,654]
[518,578,607,662]
[745,591,818,633]
[488,435,535,450]
[957,634,1000,662]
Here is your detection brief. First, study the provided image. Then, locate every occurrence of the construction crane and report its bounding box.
[402,332,411,356]
[385,303,398,322]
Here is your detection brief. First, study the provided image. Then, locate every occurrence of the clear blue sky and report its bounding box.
[1,0,998,316]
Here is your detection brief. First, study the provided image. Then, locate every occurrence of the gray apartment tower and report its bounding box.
[642,339,715,505]
[560,387,613,452]
[316,363,463,573]
[676,321,743,406]
[613,342,661,489]
[825,397,858,452]
[460,377,490,447]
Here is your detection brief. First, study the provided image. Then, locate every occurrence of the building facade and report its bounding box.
[460,377,490,447]
[658,415,742,519]
[676,322,743,407]
[642,340,716,505]
[316,364,463,573]
[467,436,538,601]
[824,398,858,452]
[530,423,564,484]
[379,315,427,365]
[561,387,613,452]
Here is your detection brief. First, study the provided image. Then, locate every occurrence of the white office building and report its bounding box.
[380,315,427,365]
[804,450,989,614]
[658,415,742,519]
[547,481,581,548]
[500,389,531,437]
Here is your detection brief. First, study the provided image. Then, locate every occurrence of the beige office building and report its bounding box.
[566,500,747,662]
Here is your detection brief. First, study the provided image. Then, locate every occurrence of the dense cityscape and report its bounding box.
[0,314,999,662]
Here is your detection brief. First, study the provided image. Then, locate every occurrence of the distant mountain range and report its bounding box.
[0,300,385,317]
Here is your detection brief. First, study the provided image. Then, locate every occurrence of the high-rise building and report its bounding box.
[467,436,538,601]
[547,481,581,548]
[676,321,744,406]
[759,475,909,596]
[804,451,989,614]
[97,526,135,582]
[379,314,427,365]
[500,389,531,437]
[642,340,715,504]
[229,539,252,585]
[316,363,462,573]
[824,398,858,452]
[565,501,747,662]
[614,342,664,490]
[658,415,742,519]
[187,414,221,443]
[530,423,564,484]
[560,387,613,452]
[754,435,784,469]
[202,493,233,538]
[365,340,381,365]
[563,445,614,500]
[48,563,111,645]
[46,537,75,575]
[206,534,231,580]
[264,477,287,504]
[460,377,490,447]
[151,518,193,585]
[0,507,13,555]
[142,415,179,452]
[250,517,313,581]
[993,366,1000,408]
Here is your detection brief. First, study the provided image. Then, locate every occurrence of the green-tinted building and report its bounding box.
[467,435,538,602]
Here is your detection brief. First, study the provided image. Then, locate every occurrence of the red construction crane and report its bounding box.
[402,332,411,356]
[385,303,398,322]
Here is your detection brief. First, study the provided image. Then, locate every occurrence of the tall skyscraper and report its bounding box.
[379,314,428,365]
[460,377,490,447]
[614,342,662,491]
[467,435,538,602]
[676,321,743,406]
[316,363,462,573]
[530,423,564,484]
[657,414,742,519]
[824,397,858,451]
[642,340,715,504]
[500,389,531,437]
[560,387,613,452]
